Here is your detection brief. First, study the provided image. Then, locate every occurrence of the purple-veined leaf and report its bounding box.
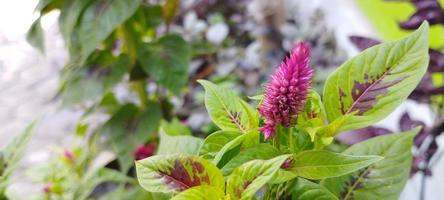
[198,80,260,134]
[135,154,224,194]
[324,22,429,132]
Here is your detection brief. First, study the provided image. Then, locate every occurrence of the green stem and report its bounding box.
[288,128,294,151]
[130,81,148,110]
[273,131,280,150]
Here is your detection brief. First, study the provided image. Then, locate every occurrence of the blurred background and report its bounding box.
[0,0,443,199]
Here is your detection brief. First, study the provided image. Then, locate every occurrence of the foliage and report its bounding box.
[23,0,432,199]
[135,23,430,199]
[0,122,36,199]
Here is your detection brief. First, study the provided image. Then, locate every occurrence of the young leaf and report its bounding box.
[221,144,280,176]
[158,130,203,155]
[171,186,225,200]
[198,80,259,134]
[136,155,224,194]
[288,150,382,180]
[226,155,291,200]
[323,22,429,132]
[288,178,338,200]
[321,127,420,200]
[138,34,191,94]
[199,131,241,161]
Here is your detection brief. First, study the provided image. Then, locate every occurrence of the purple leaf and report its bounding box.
[336,126,392,145]
[349,36,380,51]
[399,0,444,29]
[429,49,444,72]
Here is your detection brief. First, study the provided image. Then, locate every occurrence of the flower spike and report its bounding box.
[259,42,314,140]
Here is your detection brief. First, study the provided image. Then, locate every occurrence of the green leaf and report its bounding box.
[323,22,429,132]
[199,131,241,160]
[158,130,203,155]
[70,0,141,63]
[58,0,92,48]
[73,168,132,200]
[26,18,45,52]
[171,186,225,200]
[288,150,382,180]
[226,155,291,200]
[161,118,192,136]
[162,0,179,24]
[221,144,280,177]
[61,54,128,106]
[288,178,338,200]
[0,121,37,191]
[321,127,420,200]
[104,102,161,172]
[198,80,259,133]
[136,154,224,194]
[138,34,191,94]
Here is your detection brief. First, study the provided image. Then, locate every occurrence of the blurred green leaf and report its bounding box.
[0,121,37,193]
[160,118,192,136]
[138,34,191,94]
[162,0,179,24]
[104,102,161,172]
[61,54,128,106]
[26,18,44,53]
[58,0,92,48]
[69,0,141,64]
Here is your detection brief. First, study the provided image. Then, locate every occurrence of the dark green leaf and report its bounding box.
[104,102,161,172]
[138,34,191,94]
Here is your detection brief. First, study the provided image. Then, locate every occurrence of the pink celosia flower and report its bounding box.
[259,42,313,140]
[134,143,157,160]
